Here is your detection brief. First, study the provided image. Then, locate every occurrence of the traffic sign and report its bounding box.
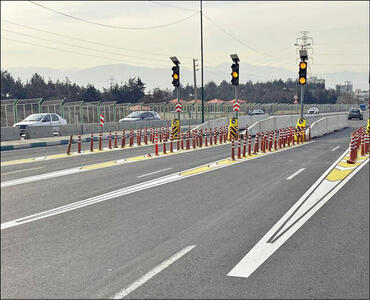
[99,114,104,127]
[175,103,182,112]
[233,100,240,112]
[171,119,180,139]
[228,117,238,141]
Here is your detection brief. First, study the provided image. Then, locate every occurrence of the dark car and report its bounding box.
[348,108,363,120]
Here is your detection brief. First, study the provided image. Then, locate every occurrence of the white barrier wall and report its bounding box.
[1,127,20,141]
[310,115,348,138]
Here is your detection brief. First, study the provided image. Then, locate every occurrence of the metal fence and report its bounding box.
[0,98,356,127]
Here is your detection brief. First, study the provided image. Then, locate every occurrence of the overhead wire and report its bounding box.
[28,1,198,30]
[2,28,172,63]
[1,37,171,68]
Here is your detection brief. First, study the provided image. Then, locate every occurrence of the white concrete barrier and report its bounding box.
[26,126,54,139]
[310,115,348,138]
[1,127,20,141]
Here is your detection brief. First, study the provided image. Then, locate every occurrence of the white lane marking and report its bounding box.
[1,167,44,176]
[137,168,172,178]
[112,245,196,299]
[286,168,305,180]
[227,151,368,279]
[1,168,81,188]
[331,146,340,151]
[1,142,313,230]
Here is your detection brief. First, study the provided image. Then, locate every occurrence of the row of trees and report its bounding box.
[1,69,341,104]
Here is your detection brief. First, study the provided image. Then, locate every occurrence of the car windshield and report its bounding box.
[127,112,143,118]
[24,114,44,121]
[350,109,360,112]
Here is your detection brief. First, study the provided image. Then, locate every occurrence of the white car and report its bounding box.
[119,111,161,122]
[308,107,319,114]
[13,113,67,135]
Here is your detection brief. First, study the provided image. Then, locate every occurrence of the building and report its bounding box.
[354,89,369,101]
[336,81,353,95]
[308,76,325,86]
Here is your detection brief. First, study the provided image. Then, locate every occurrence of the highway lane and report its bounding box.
[0,113,339,161]
[1,119,368,298]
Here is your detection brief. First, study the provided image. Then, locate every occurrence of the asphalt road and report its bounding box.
[1,118,368,299]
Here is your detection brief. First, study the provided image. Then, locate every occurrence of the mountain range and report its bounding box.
[6,63,369,92]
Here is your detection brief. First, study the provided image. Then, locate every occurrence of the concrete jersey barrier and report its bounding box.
[310,115,348,138]
[1,127,20,142]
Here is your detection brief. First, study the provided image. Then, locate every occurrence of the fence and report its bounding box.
[0,98,356,127]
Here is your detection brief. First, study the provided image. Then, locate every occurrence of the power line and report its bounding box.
[28,1,198,30]
[202,13,280,60]
[2,28,171,63]
[149,1,197,12]
[1,37,170,68]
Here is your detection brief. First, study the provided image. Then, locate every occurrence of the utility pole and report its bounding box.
[193,58,199,100]
[200,0,204,123]
[294,31,313,119]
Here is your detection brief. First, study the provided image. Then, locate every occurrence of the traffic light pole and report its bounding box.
[235,85,238,119]
[177,87,180,121]
[300,85,304,119]
[200,0,204,124]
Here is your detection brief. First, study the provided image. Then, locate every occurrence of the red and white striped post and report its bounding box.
[129,129,134,147]
[99,132,102,150]
[243,135,247,157]
[231,140,235,160]
[136,129,141,146]
[248,134,252,156]
[186,131,190,150]
[347,134,357,164]
[261,132,265,153]
[90,133,94,152]
[144,128,148,145]
[108,131,112,149]
[154,134,159,156]
[253,133,259,154]
[77,133,82,153]
[210,128,213,146]
[114,131,118,148]
[67,134,73,155]
[181,132,184,150]
[274,130,278,150]
[360,133,365,156]
[224,126,227,143]
[205,128,208,147]
[163,138,167,154]
[121,130,126,148]
[170,134,173,153]
[237,138,241,159]
[214,127,218,145]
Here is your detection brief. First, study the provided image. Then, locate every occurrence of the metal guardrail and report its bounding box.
[0,98,356,127]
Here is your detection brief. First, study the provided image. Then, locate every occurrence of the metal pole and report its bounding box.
[300,85,304,118]
[235,85,238,119]
[200,0,204,123]
[177,87,180,120]
[193,59,198,100]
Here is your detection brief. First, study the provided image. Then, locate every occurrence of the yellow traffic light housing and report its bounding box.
[298,60,307,85]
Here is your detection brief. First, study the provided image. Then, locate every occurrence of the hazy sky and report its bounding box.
[1,1,369,77]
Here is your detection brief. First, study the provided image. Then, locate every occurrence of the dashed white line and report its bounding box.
[1,166,44,176]
[331,146,340,151]
[137,168,172,178]
[112,245,196,299]
[286,168,305,180]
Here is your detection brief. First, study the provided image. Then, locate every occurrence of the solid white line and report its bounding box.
[112,245,196,299]
[286,168,305,180]
[1,166,44,176]
[331,146,340,151]
[228,151,368,279]
[137,168,172,178]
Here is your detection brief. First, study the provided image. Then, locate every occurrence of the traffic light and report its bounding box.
[231,63,239,86]
[298,61,307,85]
[172,65,180,87]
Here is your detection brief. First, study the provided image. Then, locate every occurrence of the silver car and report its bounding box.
[119,111,160,122]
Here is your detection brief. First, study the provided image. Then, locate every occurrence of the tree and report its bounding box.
[81,84,101,102]
[1,70,15,98]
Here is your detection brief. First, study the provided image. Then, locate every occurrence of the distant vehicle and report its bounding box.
[359,103,366,111]
[13,113,67,135]
[308,107,319,114]
[119,111,161,122]
[347,108,363,120]
[248,109,265,115]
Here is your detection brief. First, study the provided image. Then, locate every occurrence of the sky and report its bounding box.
[1,1,369,85]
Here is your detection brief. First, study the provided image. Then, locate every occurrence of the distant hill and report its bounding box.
[7,63,368,91]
